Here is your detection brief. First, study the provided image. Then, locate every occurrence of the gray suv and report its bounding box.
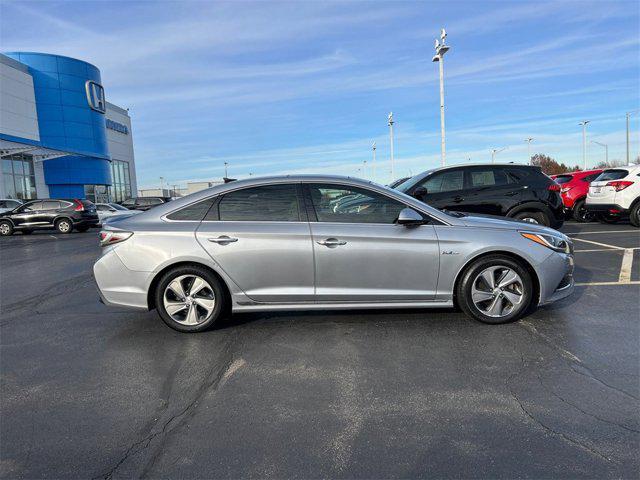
[94,175,574,332]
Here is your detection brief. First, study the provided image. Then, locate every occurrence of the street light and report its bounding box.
[525,138,533,164]
[627,110,639,164]
[224,161,229,178]
[579,120,590,170]
[372,141,377,180]
[491,147,507,163]
[591,140,608,165]
[388,112,395,181]
[433,28,450,167]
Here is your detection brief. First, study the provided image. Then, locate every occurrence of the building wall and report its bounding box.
[106,102,137,195]
[0,56,39,141]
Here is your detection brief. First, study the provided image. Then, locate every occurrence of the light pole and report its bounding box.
[159,176,164,194]
[491,147,507,163]
[432,28,450,167]
[363,160,367,179]
[372,141,377,180]
[591,140,608,165]
[224,161,229,179]
[525,138,533,164]
[388,112,395,181]
[579,120,590,170]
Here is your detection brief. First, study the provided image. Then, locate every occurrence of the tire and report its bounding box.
[572,199,594,223]
[155,265,226,332]
[0,220,14,236]
[55,218,73,234]
[630,203,640,228]
[22,229,33,235]
[457,255,534,325]
[598,213,618,224]
[513,210,550,227]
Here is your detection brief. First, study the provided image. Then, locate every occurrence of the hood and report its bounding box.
[461,213,561,236]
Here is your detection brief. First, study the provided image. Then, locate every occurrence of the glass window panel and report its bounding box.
[2,159,13,174]
[4,176,15,198]
[419,170,464,194]
[219,184,299,222]
[167,198,216,221]
[12,160,24,175]
[307,184,405,224]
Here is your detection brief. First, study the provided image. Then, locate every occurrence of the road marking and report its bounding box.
[567,230,640,235]
[576,281,640,286]
[619,249,634,283]
[571,237,625,250]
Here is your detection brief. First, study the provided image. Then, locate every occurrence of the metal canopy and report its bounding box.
[0,139,74,162]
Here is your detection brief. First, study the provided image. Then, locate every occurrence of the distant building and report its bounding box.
[0,52,137,202]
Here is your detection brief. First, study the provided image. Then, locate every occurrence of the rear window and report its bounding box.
[595,169,629,181]
[166,197,216,221]
[554,175,573,184]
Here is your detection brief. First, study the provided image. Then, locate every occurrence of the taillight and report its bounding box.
[99,230,133,247]
[605,181,633,191]
[74,199,84,211]
[548,183,561,192]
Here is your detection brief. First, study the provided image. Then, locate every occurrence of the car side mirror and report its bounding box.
[397,208,425,226]
[412,186,428,199]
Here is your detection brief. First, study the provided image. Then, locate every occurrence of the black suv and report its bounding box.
[120,197,171,211]
[0,198,99,236]
[395,164,564,228]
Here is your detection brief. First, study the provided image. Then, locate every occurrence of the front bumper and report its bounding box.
[537,252,575,306]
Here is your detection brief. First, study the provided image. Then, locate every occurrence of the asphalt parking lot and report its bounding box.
[1,221,638,479]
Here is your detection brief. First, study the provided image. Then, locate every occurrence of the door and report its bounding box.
[305,183,440,302]
[40,200,62,226]
[195,183,315,303]
[11,201,43,227]
[461,166,521,215]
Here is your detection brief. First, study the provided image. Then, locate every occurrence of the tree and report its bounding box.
[530,154,581,175]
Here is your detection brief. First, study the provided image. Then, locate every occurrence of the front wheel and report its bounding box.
[0,221,14,236]
[457,255,534,324]
[155,265,226,332]
[513,211,550,227]
[55,218,73,234]
[630,203,640,228]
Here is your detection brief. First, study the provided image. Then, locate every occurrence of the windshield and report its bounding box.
[393,170,435,193]
[109,203,129,211]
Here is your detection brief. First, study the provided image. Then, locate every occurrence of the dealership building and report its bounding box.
[0,52,137,203]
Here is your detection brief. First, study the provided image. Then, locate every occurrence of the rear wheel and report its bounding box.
[0,221,14,236]
[457,255,534,324]
[513,210,550,227]
[155,265,226,332]
[572,199,593,223]
[55,218,73,234]
[630,203,640,228]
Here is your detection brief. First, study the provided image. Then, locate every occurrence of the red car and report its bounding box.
[552,169,603,222]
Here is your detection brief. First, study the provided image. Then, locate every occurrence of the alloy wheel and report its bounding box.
[0,223,10,235]
[471,266,524,318]
[58,221,70,233]
[163,274,216,325]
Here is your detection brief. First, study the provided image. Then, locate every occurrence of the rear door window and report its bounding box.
[218,184,300,222]
[42,201,60,210]
[468,168,508,188]
[595,169,629,181]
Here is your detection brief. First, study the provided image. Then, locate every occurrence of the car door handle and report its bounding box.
[208,236,238,244]
[316,238,347,247]
[453,196,464,203]
[505,191,519,196]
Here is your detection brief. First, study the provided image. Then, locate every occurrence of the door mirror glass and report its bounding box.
[397,208,424,225]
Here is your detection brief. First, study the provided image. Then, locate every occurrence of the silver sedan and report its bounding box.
[94,175,574,332]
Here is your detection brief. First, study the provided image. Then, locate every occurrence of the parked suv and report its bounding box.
[120,197,171,211]
[551,169,603,222]
[394,164,564,229]
[0,198,99,236]
[586,165,640,227]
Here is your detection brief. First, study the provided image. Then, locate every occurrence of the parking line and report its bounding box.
[567,230,639,235]
[574,247,640,253]
[619,249,634,283]
[571,237,625,250]
[576,281,640,286]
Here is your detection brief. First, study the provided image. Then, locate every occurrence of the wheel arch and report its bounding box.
[0,217,15,226]
[506,201,553,218]
[146,261,232,311]
[452,250,541,308]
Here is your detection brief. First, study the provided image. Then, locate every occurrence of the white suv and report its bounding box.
[586,164,640,227]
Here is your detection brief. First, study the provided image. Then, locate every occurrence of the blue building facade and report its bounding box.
[0,52,136,201]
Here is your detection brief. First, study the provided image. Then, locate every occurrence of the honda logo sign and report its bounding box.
[85,80,106,113]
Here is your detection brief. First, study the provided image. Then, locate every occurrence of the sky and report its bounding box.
[1,0,639,189]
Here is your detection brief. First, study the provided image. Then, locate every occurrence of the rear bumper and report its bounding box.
[585,203,629,214]
[93,247,150,310]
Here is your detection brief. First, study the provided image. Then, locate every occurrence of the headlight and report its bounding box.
[521,231,572,254]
